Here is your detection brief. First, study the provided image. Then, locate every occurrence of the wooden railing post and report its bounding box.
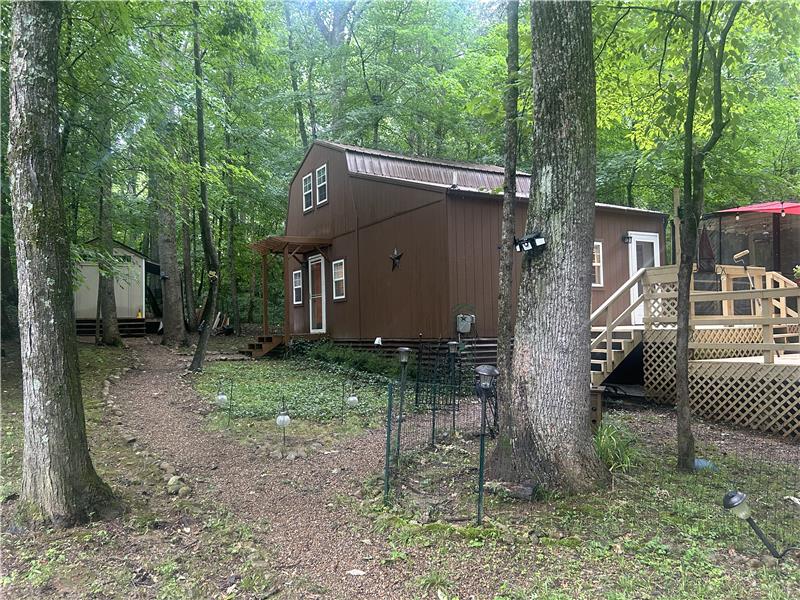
[761,289,774,364]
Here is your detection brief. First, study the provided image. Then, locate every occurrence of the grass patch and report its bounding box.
[194,358,388,423]
[368,409,800,599]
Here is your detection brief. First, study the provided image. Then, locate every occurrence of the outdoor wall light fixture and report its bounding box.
[397,347,411,364]
[514,233,546,255]
[722,490,798,559]
[735,212,740,221]
[621,234,632,244]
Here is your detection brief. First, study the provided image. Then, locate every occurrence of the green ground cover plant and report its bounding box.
[194,358,389,423]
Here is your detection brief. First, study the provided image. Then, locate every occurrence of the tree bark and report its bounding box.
[675,0,741,472]
[8,0,113,526]
[246,266,257,324]
[283,1,309,148]
[190,0,220,372]
[494,1,609,494]
[181,196,198,331]
[223,70,241,336]
[490,0,519,478]
[157,146,188,347]
[97,113,122,346]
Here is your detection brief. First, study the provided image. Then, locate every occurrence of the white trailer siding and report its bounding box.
[74,250,146,319]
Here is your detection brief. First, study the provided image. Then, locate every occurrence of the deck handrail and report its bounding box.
[644,276,800,364]
[590,268,646,326]
[589,268,647,371]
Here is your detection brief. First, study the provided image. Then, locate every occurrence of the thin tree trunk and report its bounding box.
[676,1,740,472]
[498,1,609,493]
[181,197,198,331]
[190,0,219,372]
[246,266,256,324]
[157,142,188,347]
[8,0,113,525]
[283,1,309,148]
[97,116,122,346]
[223,70,241,336]
[490,0,520,479]
[1,193,18,340]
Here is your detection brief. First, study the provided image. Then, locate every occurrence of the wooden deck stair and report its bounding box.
[238,335,285,359]
[590,327,643,386]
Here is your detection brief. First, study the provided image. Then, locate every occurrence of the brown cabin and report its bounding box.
[247,141,667,356]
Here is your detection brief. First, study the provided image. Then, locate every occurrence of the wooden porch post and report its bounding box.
[261,253,269,336]
[283,246,290,339]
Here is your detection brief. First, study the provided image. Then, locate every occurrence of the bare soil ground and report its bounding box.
[105,337,416,599]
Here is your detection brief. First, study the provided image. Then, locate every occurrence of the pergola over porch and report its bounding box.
[248,235,332,344]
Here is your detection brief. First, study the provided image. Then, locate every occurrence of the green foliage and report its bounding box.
[294,341,408,379]
[594,420,638,473]
[194,359,388,422]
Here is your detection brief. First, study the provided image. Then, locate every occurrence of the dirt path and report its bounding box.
[111,338,410,599]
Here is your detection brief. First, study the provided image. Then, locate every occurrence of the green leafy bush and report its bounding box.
[290,340,414,379]
[594,420,638,473]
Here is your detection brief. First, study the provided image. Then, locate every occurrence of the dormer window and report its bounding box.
[316,164,328,206]
[302,173,313,212]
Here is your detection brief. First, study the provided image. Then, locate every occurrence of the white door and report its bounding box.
[308,255,326,333]
[628,231,661,325]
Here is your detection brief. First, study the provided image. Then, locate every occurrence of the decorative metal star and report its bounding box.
[390,247,403,271]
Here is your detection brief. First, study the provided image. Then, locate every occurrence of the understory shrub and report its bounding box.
[594,420,638,473]
[290,340,415,379]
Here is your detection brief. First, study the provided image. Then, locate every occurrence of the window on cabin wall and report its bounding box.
[316,164,328,206]
[592,241,603,287]
[292,269,303,304]
[302,174,313,212]
[332,259,345,300]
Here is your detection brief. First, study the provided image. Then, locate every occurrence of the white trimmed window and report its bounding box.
[332,259,345,300]
[302,174,313,212]
[316,164,328,206]
[292,269,303,304]
[592,241,603,287]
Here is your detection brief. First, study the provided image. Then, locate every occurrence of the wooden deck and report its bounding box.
[640,264,799,437]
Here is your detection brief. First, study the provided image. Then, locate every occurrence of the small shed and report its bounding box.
[74,240,159,336]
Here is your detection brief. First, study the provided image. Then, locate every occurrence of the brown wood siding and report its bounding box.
[592,207,666,322]
[447,194,666,337]
[286,145,354,239]
[358,200,449,339]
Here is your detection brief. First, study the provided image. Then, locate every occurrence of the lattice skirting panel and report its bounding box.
[644,327,764,403]
[689,362,800,438]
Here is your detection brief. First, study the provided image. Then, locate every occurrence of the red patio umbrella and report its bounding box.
[718,201,800,216]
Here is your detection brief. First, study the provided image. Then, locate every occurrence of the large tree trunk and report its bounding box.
[157,155,188,347]
[494,1,609,494]
[491,0,520,479]
[8,0,113,526]
[97,114,122,346]
[190,0,220,372]
[181,197,198,331]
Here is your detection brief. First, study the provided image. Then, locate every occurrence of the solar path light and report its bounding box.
[276,398,290,448]
[394,347,412,465]
[722,490,799,559]
[475,364,500,525]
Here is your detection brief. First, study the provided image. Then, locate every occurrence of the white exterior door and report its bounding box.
[628,231,661,325]
[308,255,326,333]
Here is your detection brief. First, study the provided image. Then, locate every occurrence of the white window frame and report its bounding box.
[308,254,326,333]
[292,269,303,305]
[592,241,604,287]
[332,259,346,300]
[302,173,313,213]
[315,164,328,206]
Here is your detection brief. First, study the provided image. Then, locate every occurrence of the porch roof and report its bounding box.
[249,235,332,256]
